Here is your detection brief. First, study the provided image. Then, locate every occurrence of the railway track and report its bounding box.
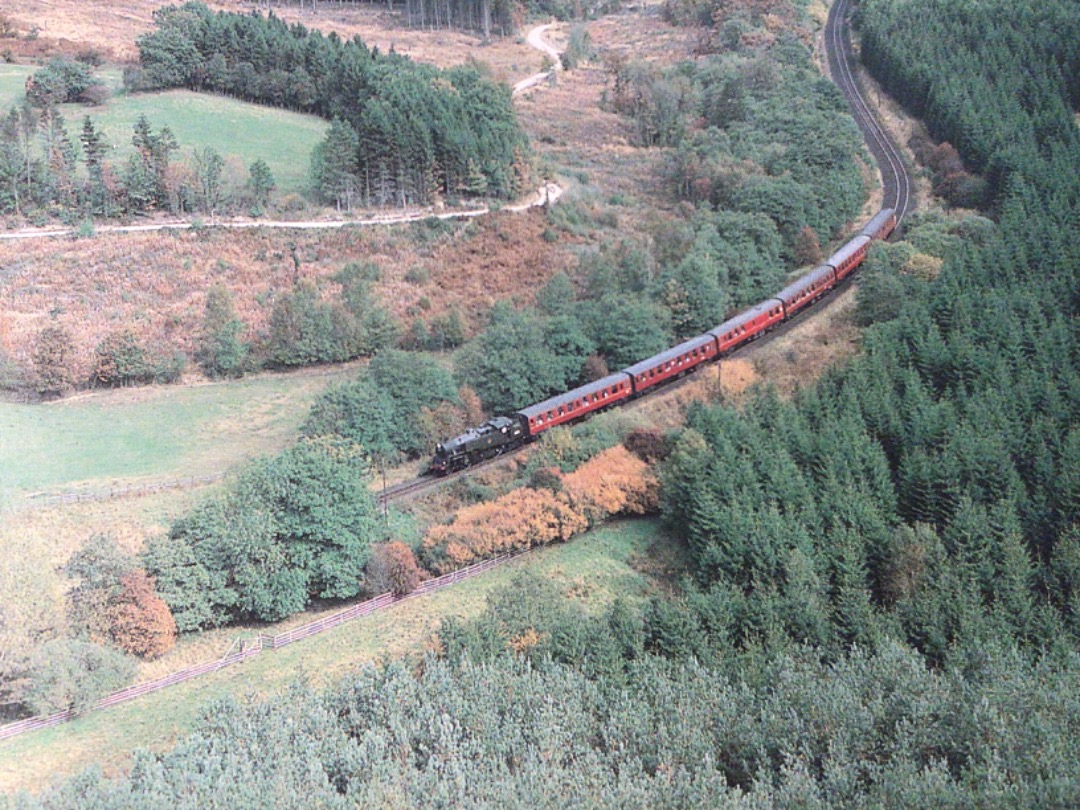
[827,0,915,226]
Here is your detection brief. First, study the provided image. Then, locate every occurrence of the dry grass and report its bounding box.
[0,215,578,381]
[750,285,862,398]
[518,12,694,216]
[0,0,544,78]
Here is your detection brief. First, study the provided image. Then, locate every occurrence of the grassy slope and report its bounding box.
[0,65,34,112]
[0,366,359,504]
[60,89,329,197]
[0,518,671,793]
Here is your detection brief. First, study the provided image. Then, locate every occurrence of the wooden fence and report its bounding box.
[23,474,225,510]
[0,550,528,742]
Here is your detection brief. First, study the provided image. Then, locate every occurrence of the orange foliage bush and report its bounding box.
[423,487,587,573]
[423,445,659,573]
[562,445,660,523]
[105,570,177,659]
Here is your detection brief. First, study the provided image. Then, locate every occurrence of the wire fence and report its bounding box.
[0,549,529,742]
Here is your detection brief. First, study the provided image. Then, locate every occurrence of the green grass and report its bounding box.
[60,89,329,196]
[0,518,671,794]
[0,64,33,112]
[0,367,358,505]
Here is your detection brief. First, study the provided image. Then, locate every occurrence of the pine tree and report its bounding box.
[197,286,249,378]
[79,116,111,215]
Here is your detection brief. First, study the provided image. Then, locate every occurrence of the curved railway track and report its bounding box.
[386,1,920,507]
[827,0,915,226]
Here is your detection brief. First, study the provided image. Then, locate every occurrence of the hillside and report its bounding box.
[5,0,1076,804]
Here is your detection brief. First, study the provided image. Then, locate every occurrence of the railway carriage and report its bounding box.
[861,208,897,240]
[708,300,785,354]
[517,372,633,438]
[623,333,719,396]
[775,264,837,318]
[827,235,872,282]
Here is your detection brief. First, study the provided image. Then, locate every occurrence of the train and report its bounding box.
[428,208,896,475]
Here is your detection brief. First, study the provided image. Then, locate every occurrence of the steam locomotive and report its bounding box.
[429,208,896,475]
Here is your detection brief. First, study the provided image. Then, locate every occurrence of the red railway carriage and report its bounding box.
[623,333,720,395]
[860,208,897,241]
[827,235,873,282]
[708,299,785,354]
[776,264,836,318]
[517,372,633,437]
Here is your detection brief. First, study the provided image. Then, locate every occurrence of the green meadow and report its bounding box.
[0,367,357,504]
[61,89,329,196]
[0,64,34,112]
[2,61,328,195]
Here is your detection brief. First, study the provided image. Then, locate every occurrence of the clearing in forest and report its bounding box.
[60,90,330,196]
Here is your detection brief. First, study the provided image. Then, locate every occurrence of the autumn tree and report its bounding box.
[792,225,823,266]
[31,324,77,397]
[64,533,135,643]
[364,542,422,596]
[106,570,178,659]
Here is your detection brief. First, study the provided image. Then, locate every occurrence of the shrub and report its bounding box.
[364,542,422,596]
[624,427,672,463]
[64,533,135,642]
[422,444,657,572]
[148,438,380,629]
[562,444,660,523]
[32,324,77,397]
[91,329,153,387]
[24,639,134,715]
[422,488,588,574]
[92,329,185,386]
[26,56,104,107]
[197,286,249,378]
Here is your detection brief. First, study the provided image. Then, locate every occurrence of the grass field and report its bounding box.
[0,64,34,112]
[0,518,673,794]
[2,64,329,196]
[58,89,329,196]
[0,365,359,505]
